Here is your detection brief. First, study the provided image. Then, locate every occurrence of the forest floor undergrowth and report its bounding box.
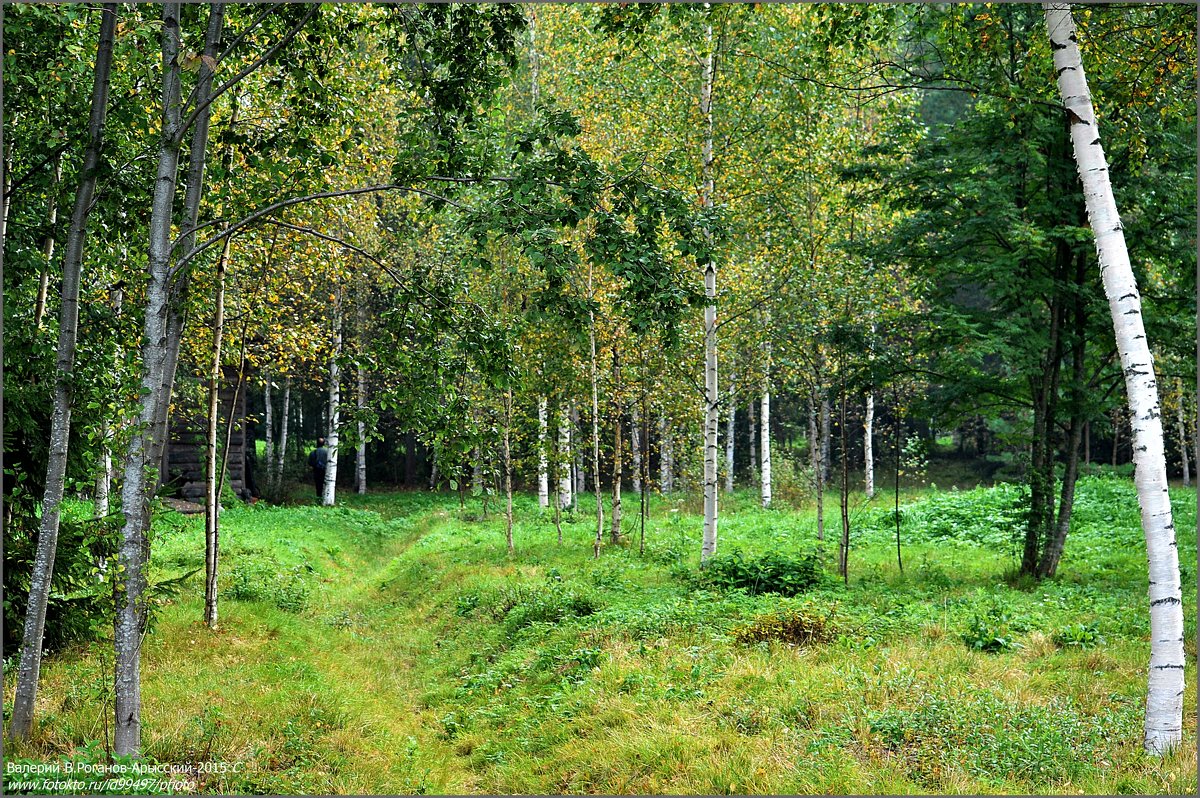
[5,474,1198,795]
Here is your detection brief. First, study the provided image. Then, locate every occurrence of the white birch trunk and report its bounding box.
[761,387,772,509]
[264,376,275,487]
[610,347,623,543]
[356,295,367,495]
[1045,2,1184,755]
[96,276,121,518]
[724,377,736,494]
[94,441,112,518]
[810,397,823,541]
[11,3,118,741]
[33,155,61,329]
[203,236,232,629]
[356,369,367,495]
[537,396,550,507]
[699,23,719,562]
[276,377,291,489]
[572,402,585,499]
[558,401,572,509]
[865,392,876,498]
[322,290,342,507]
[589,302,604,558]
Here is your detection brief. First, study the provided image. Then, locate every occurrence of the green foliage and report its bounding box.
[691,549,825,597]
[961,599,1025,653]
[1053,620,1104,649]
[730,606,837,647]
[3,503,118,652]
[484,579,602,633]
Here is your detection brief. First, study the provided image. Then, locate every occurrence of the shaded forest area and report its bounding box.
[3,2,1196,795]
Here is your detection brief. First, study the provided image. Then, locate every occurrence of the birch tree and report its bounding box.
[9,2,118,742]
[1044,1,1185,755]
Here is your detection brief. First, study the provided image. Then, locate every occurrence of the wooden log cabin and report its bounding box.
[160,366,254,504]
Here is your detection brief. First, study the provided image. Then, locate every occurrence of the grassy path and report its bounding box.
[7,481,1198,794]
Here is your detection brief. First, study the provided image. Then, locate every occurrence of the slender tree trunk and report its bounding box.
[1038,251,1089,579]
[640,389,650,555]
[558,401,572,510]
[356,294,367,495]
[660,414,674,494]
[699,23,719,563]
[1046,3,1185,755]
[1175,379,1190,487]
[820,394,832,486]
[264,375,275,488]
[209,324,247,629]
[33,154,61,329]
[611,347,624,544]
[761,385,772,509]
[503,387,514,554]
[94,286,123,519]
[322,289,342,506]
[839,370,850,583]
[589,311,604,558]
[864,392,876,498]
[115,2,210,756]
[202,237,232,629]
[724,376,736,493]
[1112,409,1121,467]
[810,394,824,542]
[151,5,225,494]
[894,390,903,573]
[572,402,584,501]
[10,4,119,743]
[537,395,549,507]
[276,377,291,490]
[631,405,642,495]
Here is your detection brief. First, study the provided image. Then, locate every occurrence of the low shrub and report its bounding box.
[962,601,1023,652]
[485,581,602,633]
[1052,621,1103,649]
[693,549,824,597]
[731,606,837,647]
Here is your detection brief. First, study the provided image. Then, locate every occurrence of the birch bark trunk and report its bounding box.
[264,375,275,488]
[538,396,550,507]
[276,377,291,490]
[322,290,342,506]
[864,393,876,499]
[610,347,624,544]
[760,387,771,509]
[699,23,719,563]
[558,401,572,510]
[10,3,118,742]
[202,236,232,628]
[631,406,642,495]
[356,299,367,496]
[95,284,124,519]
[810,396,824,541]
[1044,2,1185,755]
[724,377,736,494]
[589,297,604,558]
[660,414,674,494]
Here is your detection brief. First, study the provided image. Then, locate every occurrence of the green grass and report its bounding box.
[5,475,1196,794]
